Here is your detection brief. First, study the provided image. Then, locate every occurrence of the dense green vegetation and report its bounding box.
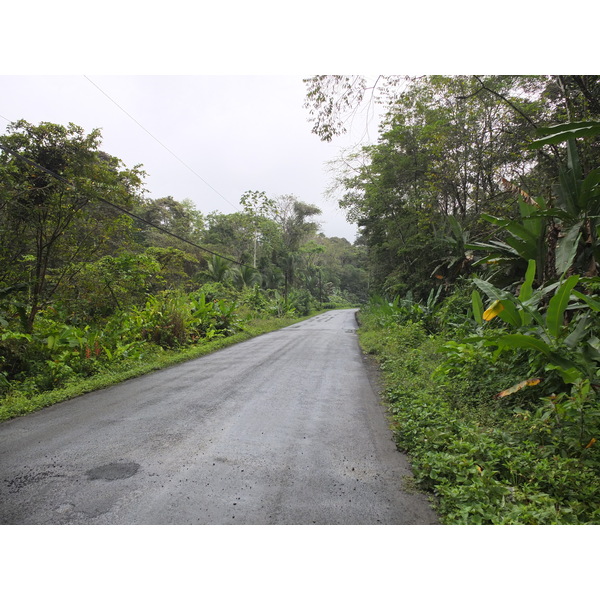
[0,119,367,419]
[4,76,600,523]
[359,293,600,524]
[306,75,600,523]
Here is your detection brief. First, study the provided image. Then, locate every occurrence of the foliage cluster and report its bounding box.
[0,289,237,396]
[0,119,367,416]
[359,297,600,524]
[356,170,600,522]
[310,76,600,299]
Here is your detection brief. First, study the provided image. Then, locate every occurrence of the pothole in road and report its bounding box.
[86,462,140,481]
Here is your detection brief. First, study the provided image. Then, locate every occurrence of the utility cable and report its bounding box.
[0,141,254,269]
[83,75,240,211]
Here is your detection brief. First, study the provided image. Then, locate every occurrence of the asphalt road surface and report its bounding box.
[0,309,438,524]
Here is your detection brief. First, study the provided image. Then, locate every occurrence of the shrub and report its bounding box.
[357,295,600,524]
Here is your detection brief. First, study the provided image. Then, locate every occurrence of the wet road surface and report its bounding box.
[0,309,438,524]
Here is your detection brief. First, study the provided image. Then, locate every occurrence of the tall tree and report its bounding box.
[272,195,322,295]
[0,120,145,331]
[239,190,276,267]
[273,194,322,250]
[203,211,260,265]
[135,196,205,249]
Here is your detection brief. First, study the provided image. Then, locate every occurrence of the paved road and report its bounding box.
[0,309,437,524]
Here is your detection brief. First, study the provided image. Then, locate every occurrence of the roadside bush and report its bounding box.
[434,285,479,336]
[357,295,600,524]
[137,290,238,349]
[321,297,349,310]
[289,289,315,316]
[0,332,36,380]
[0,287,241,401]
[434,339,534,412]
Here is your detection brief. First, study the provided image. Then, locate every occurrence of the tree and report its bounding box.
[206,255,231,283]
[57,251,162,319]
[239,190,276,267]
[231,265,262,289]
[134,196,204,248]
[0,120,145,332]
[303,75,393,142]
[272,195,322,295]
[310,76,600,298]
[203,211,256,265]
[273,195,322,255]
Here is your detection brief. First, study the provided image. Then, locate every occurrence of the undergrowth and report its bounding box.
[358,298,600,524]
[0,313,309,422]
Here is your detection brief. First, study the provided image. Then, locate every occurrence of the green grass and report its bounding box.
[0,313,318,423]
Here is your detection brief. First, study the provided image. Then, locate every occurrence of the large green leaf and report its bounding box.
[585,336,600,363]
[480,213,508,227]
[558,167,580,216]
[504,236,538,261]
[555,222,582,276]
[534,121,600,135]
[481,214,539,245]
[480,207,543,263]
[471,289,483,325]
[472,278,505,303]
[579,168,600,212]
[529,121,600,149]
[564,314,591,349]
[490,334,581,375]
[518,260,536,302]
[572,290,600,311]
[518,200,545,238]
[447,214,466,245]
[567,139,583,182]
[473,279,522,327]
[491,333,553,355]
[546,275,580,339]
[467,239,521,256]
[471,255,519,268]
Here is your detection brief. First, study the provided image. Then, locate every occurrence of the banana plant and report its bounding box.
[472,260,600,385]
[529,121,600,149]
[533,122,600,278]
[468,197,548,282]
[552,140,600,277]
[469,120,600,284]
[431,215,473,282]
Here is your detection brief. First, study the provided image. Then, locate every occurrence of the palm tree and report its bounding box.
[207,255,231,283]
[232,265,262,289]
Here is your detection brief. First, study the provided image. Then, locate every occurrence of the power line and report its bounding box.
[83,75,240,211]
[0,141,254,269]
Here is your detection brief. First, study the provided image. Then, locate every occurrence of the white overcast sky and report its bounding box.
[1,74,383,240]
